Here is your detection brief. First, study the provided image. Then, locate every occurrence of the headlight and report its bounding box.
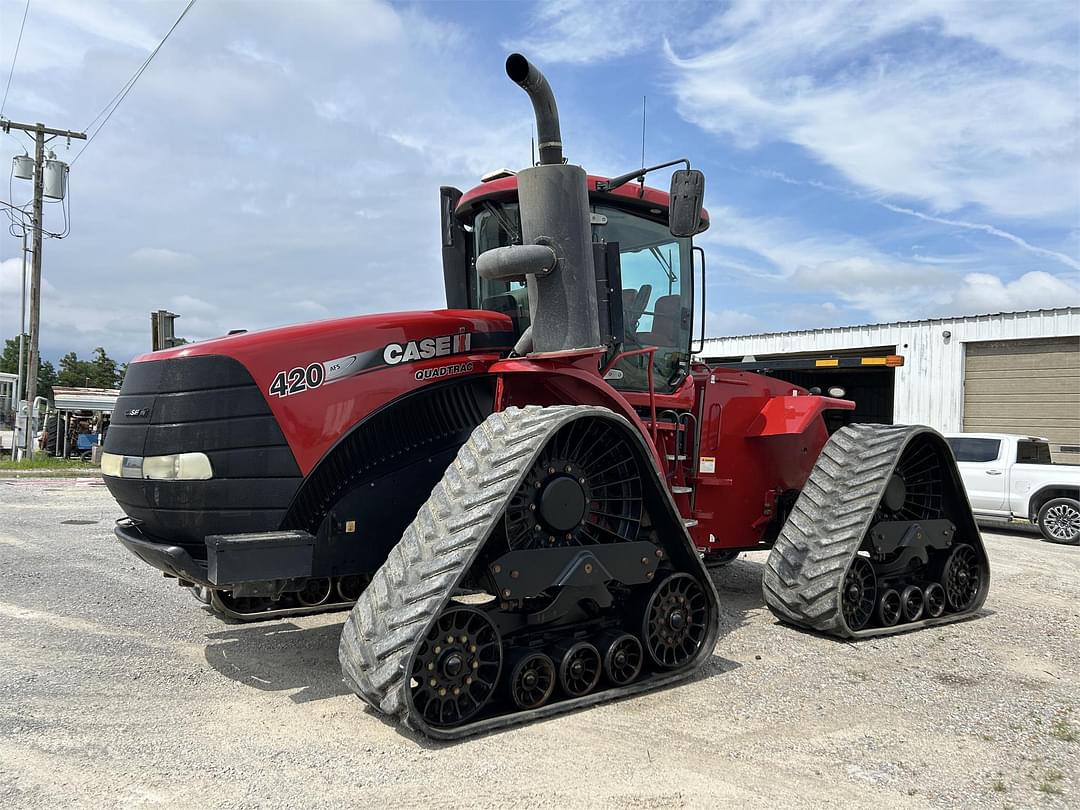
[143,452,213,480]
[101,451,213,480]
[101,452,123,477]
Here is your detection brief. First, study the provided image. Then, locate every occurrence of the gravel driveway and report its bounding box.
[1,477,1076,808]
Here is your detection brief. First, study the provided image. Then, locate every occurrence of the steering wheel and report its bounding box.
[625,284,652,331]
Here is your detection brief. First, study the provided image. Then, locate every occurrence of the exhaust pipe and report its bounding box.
[505,53,562,165]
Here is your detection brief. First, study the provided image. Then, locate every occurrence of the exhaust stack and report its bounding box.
[476,54,601,355]
[505,53,562,166]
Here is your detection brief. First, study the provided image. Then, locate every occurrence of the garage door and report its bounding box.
[964,337,1080,464]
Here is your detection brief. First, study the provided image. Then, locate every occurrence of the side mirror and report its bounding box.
[669,169,705,237]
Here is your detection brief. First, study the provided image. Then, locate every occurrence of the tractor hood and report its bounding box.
[115,309,515,476]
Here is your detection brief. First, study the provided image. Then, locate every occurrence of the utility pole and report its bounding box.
[2,119,86,457]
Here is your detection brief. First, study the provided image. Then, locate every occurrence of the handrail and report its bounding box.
[602,346,658,444]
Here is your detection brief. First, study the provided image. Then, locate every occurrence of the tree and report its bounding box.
[0,334,57,400]
[57,347,122,389]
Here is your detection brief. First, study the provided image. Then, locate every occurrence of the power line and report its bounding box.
[0,0,31,118]
[71,0,197,165]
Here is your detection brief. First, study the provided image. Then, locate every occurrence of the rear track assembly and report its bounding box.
[763,424,990,639]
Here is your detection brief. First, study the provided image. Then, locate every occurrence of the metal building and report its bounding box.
[700,307,1080,463]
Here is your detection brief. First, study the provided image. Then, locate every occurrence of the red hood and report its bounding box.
[134,309,515,474]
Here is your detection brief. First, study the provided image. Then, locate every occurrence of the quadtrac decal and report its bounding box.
[266,329,511,398]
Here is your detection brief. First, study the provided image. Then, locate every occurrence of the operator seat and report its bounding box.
[638,294,681,346]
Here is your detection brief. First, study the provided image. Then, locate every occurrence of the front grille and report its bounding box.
[103,355,302,548]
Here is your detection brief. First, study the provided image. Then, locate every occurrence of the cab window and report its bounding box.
[597,206,691,394]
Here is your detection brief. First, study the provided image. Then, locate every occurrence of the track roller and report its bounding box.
[556,641,602,697]
[297,578,332,607]
[763,424,990,638]
[508,651,556,709]
[900,585,924,622]
[878,589,902,626]
[601,632,643,686]
[924,582,946,618]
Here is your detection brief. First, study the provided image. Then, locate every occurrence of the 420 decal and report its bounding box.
[268,362,325,398]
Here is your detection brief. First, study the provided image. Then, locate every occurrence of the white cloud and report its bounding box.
[504,0,649,65]
[952,271,1080,313]
[667,0,1080,220]
[698,203,1080,326]
[129,248,197,269]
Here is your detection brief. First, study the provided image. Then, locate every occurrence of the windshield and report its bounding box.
[469,201,693,393]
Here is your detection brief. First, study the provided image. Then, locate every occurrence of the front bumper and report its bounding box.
[114,519,317,589]
[115,519,211,586]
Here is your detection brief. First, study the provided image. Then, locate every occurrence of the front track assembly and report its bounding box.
[763,424,990,638]
[338,405,720,739]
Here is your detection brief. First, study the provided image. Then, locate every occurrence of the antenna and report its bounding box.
[640,95,647,169]
[639,95,647,196]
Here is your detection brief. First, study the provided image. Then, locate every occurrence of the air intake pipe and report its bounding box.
[476,54,602,355]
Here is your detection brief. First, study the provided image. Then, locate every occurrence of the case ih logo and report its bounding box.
[383,333,472,366]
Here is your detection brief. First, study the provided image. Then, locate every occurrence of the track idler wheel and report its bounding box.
[942,543,982,611]
[900,585,924,622]
[557,641,602,697]
[601,632,643,686]
[508,651,556,709]
[410,606,502,728]
[841,557,876,631]
[877,589,902,627]
[642,573,709,668]
[296,577,332,607]
[924,582,946,618]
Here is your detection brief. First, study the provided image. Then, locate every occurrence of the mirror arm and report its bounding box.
[595,158,691,192]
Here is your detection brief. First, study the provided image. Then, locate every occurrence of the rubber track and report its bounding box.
[339,404,718,739]
[762,423,987,639]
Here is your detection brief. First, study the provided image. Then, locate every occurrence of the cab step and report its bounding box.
[671,485,693,495]
[683,518,699,528]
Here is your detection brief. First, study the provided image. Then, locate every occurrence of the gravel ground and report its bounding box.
[1,477,1076,809]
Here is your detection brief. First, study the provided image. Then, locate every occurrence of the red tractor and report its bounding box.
[102,55,988,738]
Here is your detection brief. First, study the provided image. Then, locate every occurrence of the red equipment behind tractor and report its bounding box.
[102,55,989,738]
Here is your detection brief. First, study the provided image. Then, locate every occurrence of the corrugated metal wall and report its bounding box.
[700,308,1080,433]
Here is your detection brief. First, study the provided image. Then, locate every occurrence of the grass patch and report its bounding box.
[1038,768,1064,796]
[991,779,1008,794]
[1051,716,1077,743]
[0,456,91,471]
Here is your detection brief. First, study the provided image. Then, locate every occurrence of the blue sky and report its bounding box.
[0,0,1077,364]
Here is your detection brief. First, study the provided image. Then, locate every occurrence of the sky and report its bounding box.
[0,0,1077,365]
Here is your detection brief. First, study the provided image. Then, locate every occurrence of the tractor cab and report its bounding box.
[442,174,708,395]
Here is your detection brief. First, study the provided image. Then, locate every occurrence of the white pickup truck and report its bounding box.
[945,433,1080,545]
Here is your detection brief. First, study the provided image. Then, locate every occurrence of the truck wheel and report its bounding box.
[1037,498,1080,545]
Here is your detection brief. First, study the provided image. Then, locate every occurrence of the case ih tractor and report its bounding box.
[101,55,989,738]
